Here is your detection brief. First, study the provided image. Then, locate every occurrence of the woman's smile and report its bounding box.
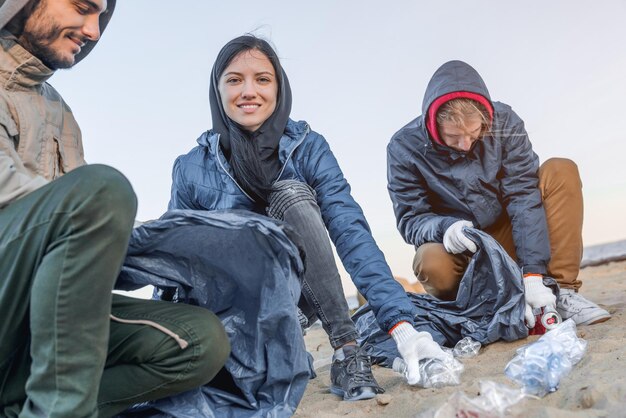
[219,50,278,132]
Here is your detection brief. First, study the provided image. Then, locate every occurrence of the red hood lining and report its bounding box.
[426,91,494,146]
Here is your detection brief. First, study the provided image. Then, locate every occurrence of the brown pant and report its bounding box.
[413,158,583,300]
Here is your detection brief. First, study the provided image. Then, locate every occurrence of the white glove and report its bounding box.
[391,322,448,385]
[443,220,477,254]
[523,274,557,328]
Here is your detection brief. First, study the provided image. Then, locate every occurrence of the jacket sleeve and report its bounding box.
[498,109,550,274]
[386,137,459,247]
[303,133,417,332]
[168,157,197,210]
[0,111,48,209]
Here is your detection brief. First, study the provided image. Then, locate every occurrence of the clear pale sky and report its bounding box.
[51,1,626,296]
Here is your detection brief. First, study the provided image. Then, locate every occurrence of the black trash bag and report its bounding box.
[114,210,310,418]
[353,229,533,367]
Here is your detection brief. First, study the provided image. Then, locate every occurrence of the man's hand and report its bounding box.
[523,274,557,328]
[443,220,477,254]
[390,322,448,385]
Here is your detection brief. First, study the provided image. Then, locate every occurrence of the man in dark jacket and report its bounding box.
[0,1,229,416]
[387,60,610,328]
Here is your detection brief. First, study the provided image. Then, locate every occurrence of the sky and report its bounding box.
[51,0,626,296]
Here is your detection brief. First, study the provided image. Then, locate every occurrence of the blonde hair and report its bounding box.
[436,98,491,137]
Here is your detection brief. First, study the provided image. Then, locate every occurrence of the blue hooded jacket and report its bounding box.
[387,60,550,274]
[170,119,417,331]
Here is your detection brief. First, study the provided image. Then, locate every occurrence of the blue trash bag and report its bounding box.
[114,209,310,418]
[354,229,540,367]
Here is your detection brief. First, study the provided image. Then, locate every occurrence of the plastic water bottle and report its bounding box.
[392,356,410,379]
[392,356,463,388]
[505,320,586,397]
[452,337,481,358]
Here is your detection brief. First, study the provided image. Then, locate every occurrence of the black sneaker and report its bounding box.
[330,344,384,401]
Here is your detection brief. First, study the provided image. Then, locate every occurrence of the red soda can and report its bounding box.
[528,307,562,335]
[541,306,562,330]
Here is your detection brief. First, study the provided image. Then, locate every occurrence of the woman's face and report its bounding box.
[439,117,484,152]
[218,49,278,132]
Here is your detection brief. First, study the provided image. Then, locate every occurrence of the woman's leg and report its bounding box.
[268,180,382,401]
[267,181,357,348]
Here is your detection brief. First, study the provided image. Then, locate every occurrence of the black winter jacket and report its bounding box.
[386,60,550,274]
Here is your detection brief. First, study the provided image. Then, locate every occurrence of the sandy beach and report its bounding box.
[296,260,626,417]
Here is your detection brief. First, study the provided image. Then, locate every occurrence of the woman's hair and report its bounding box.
[210,35,285,204]
[213,35,282,97]
[436,98,491,137]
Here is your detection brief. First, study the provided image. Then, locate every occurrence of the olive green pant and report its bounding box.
[0,165,229,417]
[413,158,584,300]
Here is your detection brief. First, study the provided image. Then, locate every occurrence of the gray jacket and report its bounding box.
[387,60,550,274]
[0,0,115,208]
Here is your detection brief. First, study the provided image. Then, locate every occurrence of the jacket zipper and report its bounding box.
[216,134,255,202]
[274,124,310,182]
[215,125,311,200]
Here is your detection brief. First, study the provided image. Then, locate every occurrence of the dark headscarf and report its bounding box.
[209,35,292,204]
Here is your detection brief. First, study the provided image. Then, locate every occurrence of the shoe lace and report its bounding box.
[558,291,581,313]
[344,347,376,385]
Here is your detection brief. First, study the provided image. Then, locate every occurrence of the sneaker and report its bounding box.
[330,345,384,401]
[556,289,611,325]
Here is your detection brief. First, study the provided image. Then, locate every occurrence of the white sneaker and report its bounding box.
[556,289,611,325]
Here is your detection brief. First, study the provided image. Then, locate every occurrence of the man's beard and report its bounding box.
[18,5,77,70]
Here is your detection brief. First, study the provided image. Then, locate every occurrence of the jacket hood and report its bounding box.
[422,60,494,145]
[422,60,492,115]
[0,0,116,65]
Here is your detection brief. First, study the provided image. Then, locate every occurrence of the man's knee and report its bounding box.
[540,158,581,185]
[413,243,464,300]
[413,243,448,279]
[71,165,137,225]
[76,164,136,209]
[184,308,230,387]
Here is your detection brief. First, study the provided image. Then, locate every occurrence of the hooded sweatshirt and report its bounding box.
[0,0,115,208]
[387,60,550,274]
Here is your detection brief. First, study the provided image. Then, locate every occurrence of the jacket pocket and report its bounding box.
[40,130,62,180]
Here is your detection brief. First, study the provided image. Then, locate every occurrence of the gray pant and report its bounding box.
[0,165,229,417]
[267,180,358,349]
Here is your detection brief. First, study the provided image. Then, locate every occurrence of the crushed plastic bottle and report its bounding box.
[392,354,464,388]
[434,380,526,418]
[504,319,587,397]
[452,337,482,358]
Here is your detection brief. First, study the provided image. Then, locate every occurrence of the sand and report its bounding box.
[295,260,626,417]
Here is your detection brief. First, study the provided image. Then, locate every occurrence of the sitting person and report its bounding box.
[387,60,610,327]
[0,1,229,416]
[169,35,448,399]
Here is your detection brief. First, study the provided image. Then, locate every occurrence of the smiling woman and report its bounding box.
[218,49,278,132]
[167,34,449,402]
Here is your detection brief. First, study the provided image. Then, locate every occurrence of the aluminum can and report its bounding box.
[528,306,562,335]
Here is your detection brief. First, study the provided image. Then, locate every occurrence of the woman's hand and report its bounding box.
[390,322,448,385]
